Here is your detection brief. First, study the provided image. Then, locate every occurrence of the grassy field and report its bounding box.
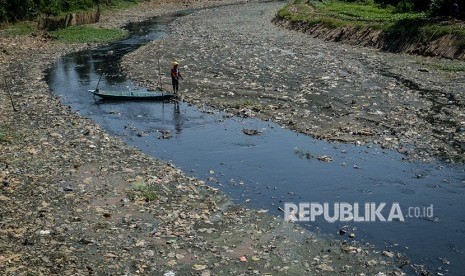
[277,0,424,28]
[312,0,425,23]
[0,22,35,37]
[0,22,129,43]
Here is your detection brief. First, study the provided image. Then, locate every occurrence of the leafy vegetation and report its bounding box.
[0,2,131,43]
[278,0,425,26]
[0,0,142,24]
[278,0,465,46]
[104,0,140,11]
[277,0,314,21]
[50,25,128,43]
[313,0,425,22]
[384,17,465,44]
[1,21,35,36]
[132,181,157,202]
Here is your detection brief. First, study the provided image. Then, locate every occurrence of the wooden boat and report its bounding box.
[89,89,176,101]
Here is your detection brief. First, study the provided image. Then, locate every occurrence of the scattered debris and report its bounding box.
[123,0,465,162]
[242,129,262,136]
[317,155,333,162]
[0,1,435,275]
[383,251,395,258]
[158,129,172,139]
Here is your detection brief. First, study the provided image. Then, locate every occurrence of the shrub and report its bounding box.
[431,0,465,17]
[0,0,141,23]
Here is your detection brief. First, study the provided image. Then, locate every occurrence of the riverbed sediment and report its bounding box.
[0,0,410,275]
[123,1,465,162]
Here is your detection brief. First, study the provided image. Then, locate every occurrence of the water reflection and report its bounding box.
[173,102,183,134]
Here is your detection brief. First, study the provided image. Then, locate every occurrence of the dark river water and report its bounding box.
[46,11,465,275]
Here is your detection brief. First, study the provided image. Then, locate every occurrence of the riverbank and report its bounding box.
[0,0,408,275]
[275,0,465,60]
[123,1,465,162]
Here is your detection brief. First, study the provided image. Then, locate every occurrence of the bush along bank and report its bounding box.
[274,0,465,60]
[0,0,144,43]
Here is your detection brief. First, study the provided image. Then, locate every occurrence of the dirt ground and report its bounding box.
[0,0,415,275]
[123,1,465,163]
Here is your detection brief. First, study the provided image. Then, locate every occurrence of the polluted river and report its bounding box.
[46,5,465,275]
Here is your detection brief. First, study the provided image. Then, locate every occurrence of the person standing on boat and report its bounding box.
[171,61,183,94]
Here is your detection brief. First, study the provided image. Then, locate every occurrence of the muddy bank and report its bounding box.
[0,0,409,275]
[273,16,465,60]
[123,1,465,162]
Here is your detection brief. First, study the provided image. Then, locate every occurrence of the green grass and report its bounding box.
[313,0,424,22]
[278,0,315,22]
[278,0,425,28]
[277,0,465,47]
[432,61,465,72]
[133,182,157,202]
[51,25,128,43]
[1,22,35,37]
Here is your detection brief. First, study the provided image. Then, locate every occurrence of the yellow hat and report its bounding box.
[173,61,179,66]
